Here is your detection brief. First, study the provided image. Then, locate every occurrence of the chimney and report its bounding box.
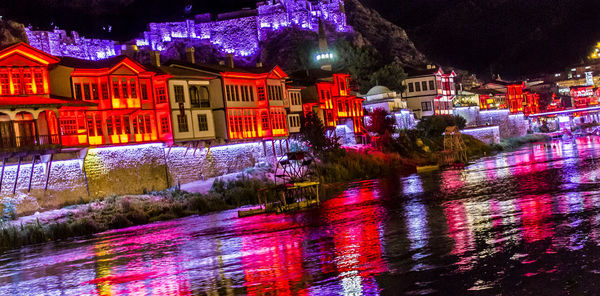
[225,53,234,68]
[256,61,263,68]
[150,51,161,67]
[185,47,195,64]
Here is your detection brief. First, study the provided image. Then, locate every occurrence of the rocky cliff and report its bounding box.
[0,19,28,47]
[344,0,428,67]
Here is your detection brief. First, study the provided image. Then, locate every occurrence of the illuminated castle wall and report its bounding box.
[136,0,350,57]
[25,28,119,60]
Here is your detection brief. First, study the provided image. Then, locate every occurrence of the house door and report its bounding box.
[16,121,35,147]
[0,121,13,148]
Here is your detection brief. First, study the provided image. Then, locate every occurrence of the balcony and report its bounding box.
[0,134,61,157]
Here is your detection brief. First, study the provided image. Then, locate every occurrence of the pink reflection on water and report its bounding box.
[444,200,475,270]
[518,194,553,243]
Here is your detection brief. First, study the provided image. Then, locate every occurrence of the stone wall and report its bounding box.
[461,126,501,144]
[0,141,282,216]
[454,107,529,139]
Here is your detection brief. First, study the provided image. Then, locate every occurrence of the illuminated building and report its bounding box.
[474,89,507,110]
[570,86,599,109]
[159,52,223,145]
[402,66,456,118]
[166,57,290,142]
[286,85,303,135]
[135,0,349,59]
[26,27,119,60]
[361,86,416,130]
[50,55,173,146]
[0,42,95,156]
[293,70,364,143]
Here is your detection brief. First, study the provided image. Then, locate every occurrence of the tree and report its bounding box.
[416,115,466,139]
[332,38,381,93]
[300,112,339,156]
[366,108,395,136]
[368,62,407,92]
[366,108,396,150]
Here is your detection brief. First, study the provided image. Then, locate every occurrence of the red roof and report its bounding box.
[0,96,97,108]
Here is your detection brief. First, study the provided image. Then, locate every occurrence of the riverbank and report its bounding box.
[0,149,414,251]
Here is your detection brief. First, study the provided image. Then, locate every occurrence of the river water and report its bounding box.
[3,136,600,295]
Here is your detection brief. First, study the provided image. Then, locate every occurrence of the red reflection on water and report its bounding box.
[89,224,193,296]
[444,200,475,269]
[518,194,553,243]
[239,215,308,296]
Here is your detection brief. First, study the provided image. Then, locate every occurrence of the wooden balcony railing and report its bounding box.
[0,134,61,153]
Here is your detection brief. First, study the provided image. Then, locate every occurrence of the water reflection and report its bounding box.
[3,137,600,294]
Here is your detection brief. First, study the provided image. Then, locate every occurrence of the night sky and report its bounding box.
[1,0,600,79]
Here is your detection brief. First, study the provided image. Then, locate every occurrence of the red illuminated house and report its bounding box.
[165,58,290,142]
[291,70,364,142]
[0,42,95,156]
[50,55,173,146]
[480,80,540,115]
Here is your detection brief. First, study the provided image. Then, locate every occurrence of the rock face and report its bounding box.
[0,20,28,47]
[344,0,428,67]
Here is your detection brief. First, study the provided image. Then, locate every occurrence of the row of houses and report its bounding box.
[0,42,367,158]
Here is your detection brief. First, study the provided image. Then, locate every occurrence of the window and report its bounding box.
[83,84,91,100]
[174,85,185,103]
[34,71,44,94]
[95,115,102,136]
[261,111,269,131]
[421,81,427,91]
[156,86,167,104]
[112,79,120,98]
[86,116,95,136]
[121,79,129,98]
[415,82,421,92]
[408,82,414,92]
[190,86,210,107]
[123,116,131,134]
[140,83,148,100]
[144,115,152,134]
[421,101,432,111]
[74,83,83,100]
[130,80,137,98]
[226,85,233,101]
[177,114,189,132]
[0,72,9,95]
[257,86,265,101]
[115,116,122,134]
[23,72,33,94]
[160,116,170,133]
[429,80,435,90]
[101,83,109,100]
[249,86,255,101]
[106,117,114,135]
[59,118,77,135]
[198,114,208,131]
[234,85,240,101]
[91,83,99,100]
[11,72,21,95]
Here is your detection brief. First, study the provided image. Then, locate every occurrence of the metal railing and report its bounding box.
[0,134,60,151]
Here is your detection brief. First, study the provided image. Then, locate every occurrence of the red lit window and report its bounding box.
[121,79,129,98]
[129,79,137,98]
[257,85,265,101]
[23,71,33,94]
[0,72,9,95]
[101,83,109,100]
[123,116,131,134]
[11,72,21,95]
[34,71,44,94]
[86,115,95,136]
[83,84,91,100]
[160,116,170,133]
[144,115,152,133]
[112,80,120,98]
[249,86,255,101]
[106,117,114,135]
[140,82,148,100]
[91,83,99,100]
[74,83,83,100]
[95,115,102,136]
[115,116,122,134]
[59,118,77,135]
[137,116,145,134]
[156,86,167,104]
